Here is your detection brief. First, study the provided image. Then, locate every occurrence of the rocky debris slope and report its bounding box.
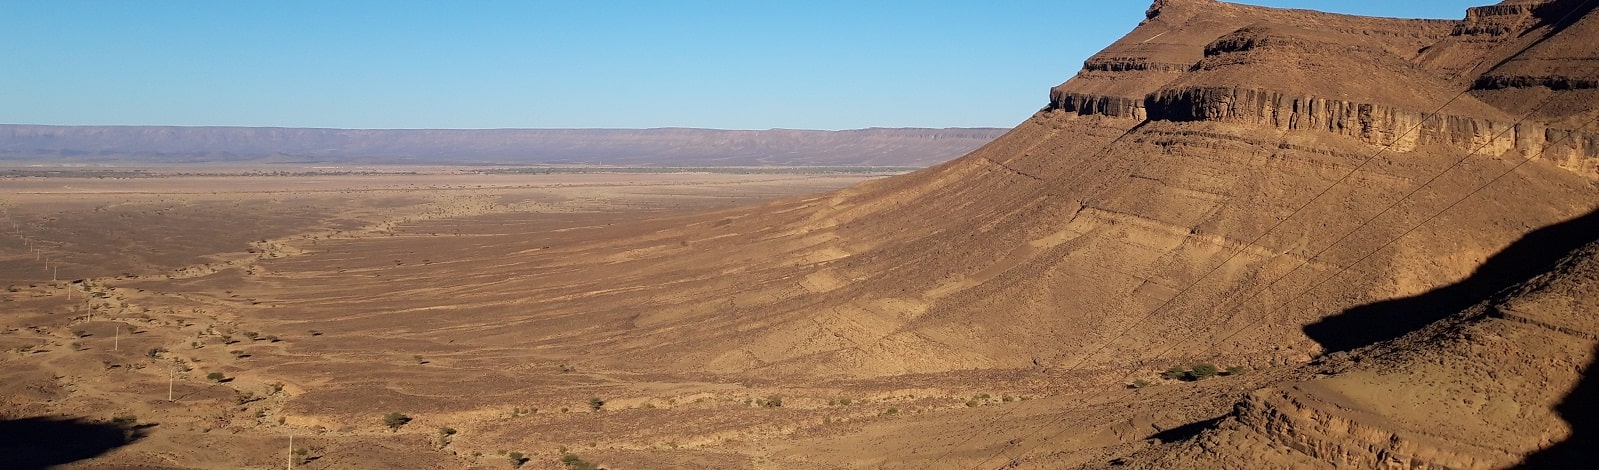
[1112,215,1599,468]
[352,0,1599,387]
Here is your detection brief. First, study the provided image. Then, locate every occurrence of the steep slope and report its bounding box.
[223,0,1599,386]
[1112,211,1599,468]
[567,0,1599,379]
[30,1,1596,467]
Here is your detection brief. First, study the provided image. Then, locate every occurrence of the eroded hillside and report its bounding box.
[3,0,1596,468]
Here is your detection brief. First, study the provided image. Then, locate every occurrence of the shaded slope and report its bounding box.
[1110,210,1599,468]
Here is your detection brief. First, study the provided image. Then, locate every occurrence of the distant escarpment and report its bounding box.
[0,126,1007,167]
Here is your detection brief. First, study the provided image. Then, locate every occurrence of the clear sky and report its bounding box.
[1,1,1489,130]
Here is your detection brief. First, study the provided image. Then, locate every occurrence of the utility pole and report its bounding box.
[289,434,294,470]
[114,326,119,351]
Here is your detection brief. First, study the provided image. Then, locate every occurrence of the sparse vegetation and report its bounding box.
[560,453,598,470]
[206,372,227,382]
[383,412,412,431]
[1161,364,1225,382]
[508,451,527,468]
[588,397,605,411]
[438,427,458,448]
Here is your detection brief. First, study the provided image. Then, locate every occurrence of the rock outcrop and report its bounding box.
[1050,1,1599,178]
[1117,221,1599,468]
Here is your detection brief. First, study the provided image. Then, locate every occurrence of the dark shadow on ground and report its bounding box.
[1517,343,1599,468]
[0,416,148,469]
[1305,207,1599,353]
[1147,416,1225,443]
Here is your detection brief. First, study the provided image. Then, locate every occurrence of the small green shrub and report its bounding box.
[560,453,598,470]
[382,412,411,431]
[588,397,605,411]
[206,372,227,382]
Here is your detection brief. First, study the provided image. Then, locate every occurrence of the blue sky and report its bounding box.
[1,1,1488,130]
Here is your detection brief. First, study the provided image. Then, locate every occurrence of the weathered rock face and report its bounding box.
[1047,1,1599,179]
[1143,87,1599,174]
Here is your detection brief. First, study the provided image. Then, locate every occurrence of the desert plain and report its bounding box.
[6,169,1075,469]
[6,0,1599,468]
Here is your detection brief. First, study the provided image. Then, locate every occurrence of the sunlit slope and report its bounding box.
[230,0,1598,385]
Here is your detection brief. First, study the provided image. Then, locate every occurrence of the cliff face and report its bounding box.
[1023,2,1599,467]
[1048,0,1599,179]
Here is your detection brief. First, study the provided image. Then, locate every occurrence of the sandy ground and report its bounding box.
[7,170,1109,469]
[0,169,1418,469]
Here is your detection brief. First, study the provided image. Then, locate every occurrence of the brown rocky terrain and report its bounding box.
[2,0,1597,468]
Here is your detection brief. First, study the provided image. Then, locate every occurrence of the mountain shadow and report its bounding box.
[1517,343,1599,469]
[1304,206,1599,353]
[0,416,149,469]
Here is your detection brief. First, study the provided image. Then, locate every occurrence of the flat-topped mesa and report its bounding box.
[1051,7,1599,177]
[1049,0,1456,122]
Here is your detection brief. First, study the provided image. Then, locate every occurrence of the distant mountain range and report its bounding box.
[0,125,1008,167]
